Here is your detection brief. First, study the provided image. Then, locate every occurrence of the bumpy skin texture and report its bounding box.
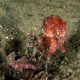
[6,52,35,71]
[40,16,66,57]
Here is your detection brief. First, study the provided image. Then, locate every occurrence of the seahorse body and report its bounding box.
[40,16,66,56]
[6,52,35,71]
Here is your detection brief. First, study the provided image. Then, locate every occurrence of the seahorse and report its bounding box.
[39,16,66,57]
[6,52,36,71]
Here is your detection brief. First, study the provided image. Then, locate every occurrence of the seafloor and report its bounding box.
[0,0,80,80]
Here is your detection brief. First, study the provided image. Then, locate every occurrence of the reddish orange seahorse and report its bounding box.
[39,16,66,57]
